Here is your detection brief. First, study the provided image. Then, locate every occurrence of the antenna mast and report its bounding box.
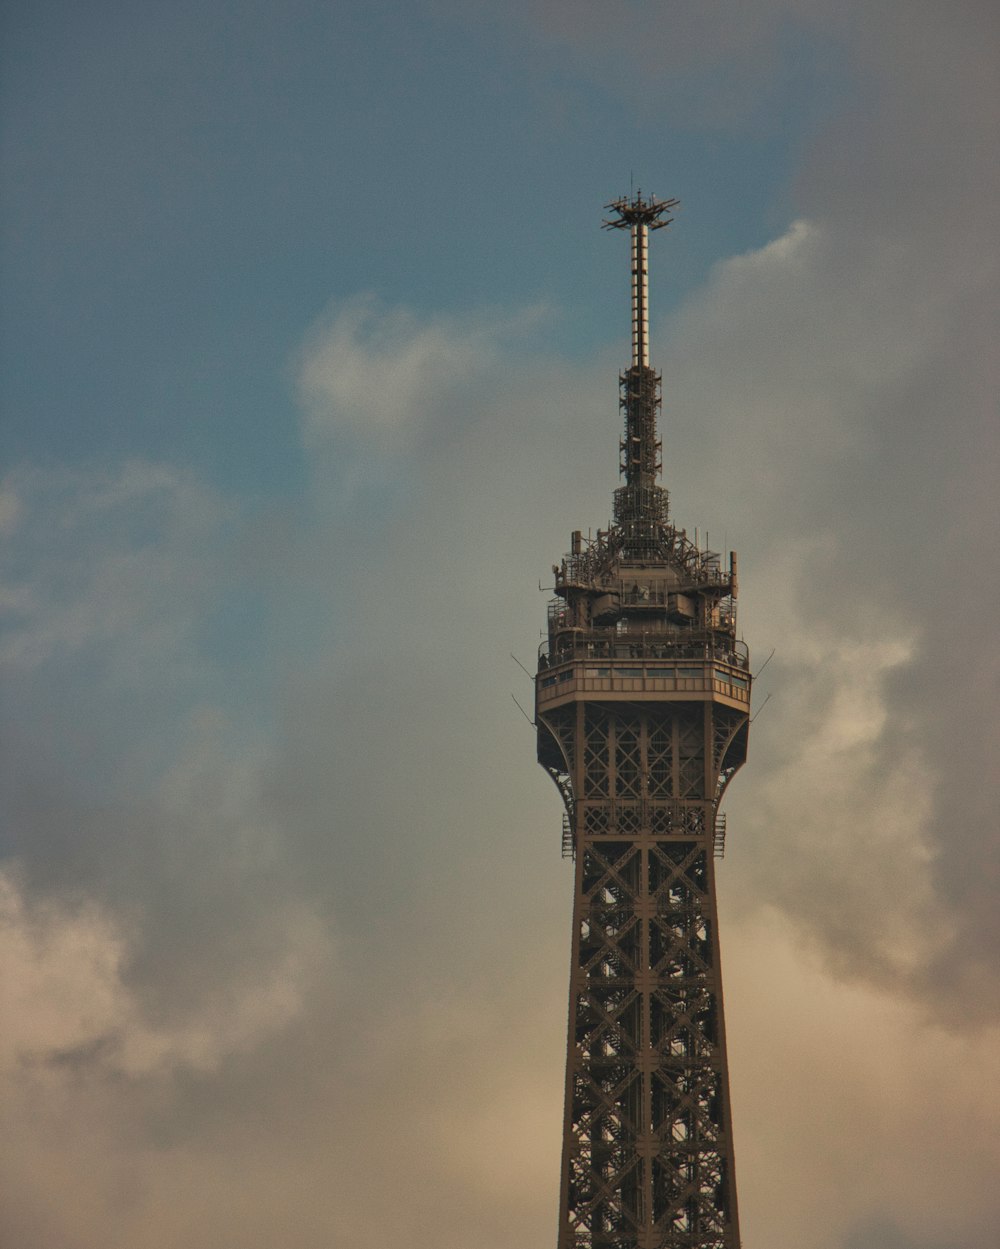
[603,191,679,545]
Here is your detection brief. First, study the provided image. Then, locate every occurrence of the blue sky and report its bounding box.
[2,3,999,1248]
[3,1,845,489]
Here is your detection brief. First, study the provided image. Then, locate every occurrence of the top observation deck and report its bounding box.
[536,652,751,712]
[535,191,751,718]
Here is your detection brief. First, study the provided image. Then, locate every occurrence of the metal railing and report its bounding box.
[539,633,750,670]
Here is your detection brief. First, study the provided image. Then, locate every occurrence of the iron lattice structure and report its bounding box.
[536,194,750,1249]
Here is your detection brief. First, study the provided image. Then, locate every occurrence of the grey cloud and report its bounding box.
[659,205,999,1018]
[843,1216,987,1249]
[3,259,997,1245]
[0,346,584,1247]
[639,0,1000,1021]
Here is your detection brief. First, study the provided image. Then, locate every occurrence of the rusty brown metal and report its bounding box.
[536,194,749,1249]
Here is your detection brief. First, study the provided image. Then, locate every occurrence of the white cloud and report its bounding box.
[295,293,546,455]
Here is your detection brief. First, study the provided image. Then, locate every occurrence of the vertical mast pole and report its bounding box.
[632,217,650,368]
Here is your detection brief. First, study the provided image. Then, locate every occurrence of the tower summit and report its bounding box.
[536,196,750,1249]
[602,193,678,370]
[603,194,676,555]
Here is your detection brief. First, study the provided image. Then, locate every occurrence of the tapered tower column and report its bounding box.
[536,194,749,1249]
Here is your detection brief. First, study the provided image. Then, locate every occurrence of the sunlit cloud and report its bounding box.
[0,868,327,1079]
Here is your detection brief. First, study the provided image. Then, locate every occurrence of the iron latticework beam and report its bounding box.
[537,195,749,1249]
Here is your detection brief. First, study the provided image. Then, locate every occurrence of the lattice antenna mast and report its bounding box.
[603,193,679,544]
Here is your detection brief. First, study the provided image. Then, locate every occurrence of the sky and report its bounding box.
[1,2,998,1247]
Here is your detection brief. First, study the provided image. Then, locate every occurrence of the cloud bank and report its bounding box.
[3,1,998,1246]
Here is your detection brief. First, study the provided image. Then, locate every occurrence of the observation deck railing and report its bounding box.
[539,633,749,670]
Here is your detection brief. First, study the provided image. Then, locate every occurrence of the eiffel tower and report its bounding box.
[536,194,750,1249]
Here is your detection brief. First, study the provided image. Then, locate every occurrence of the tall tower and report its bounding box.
[536,195,750,1249]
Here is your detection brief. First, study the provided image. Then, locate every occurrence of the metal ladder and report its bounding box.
[713,810,728,859]
[561,813,575,860]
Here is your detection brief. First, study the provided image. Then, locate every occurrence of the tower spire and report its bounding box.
[603,191,677,367]
[603,191,679,545]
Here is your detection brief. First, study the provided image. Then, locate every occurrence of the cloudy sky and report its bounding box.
[2,3,998,1247]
